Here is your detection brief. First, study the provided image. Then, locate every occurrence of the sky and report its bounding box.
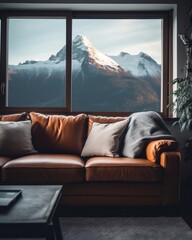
[8,18,162,65]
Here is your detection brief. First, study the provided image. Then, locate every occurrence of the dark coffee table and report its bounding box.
[0,185,63,239]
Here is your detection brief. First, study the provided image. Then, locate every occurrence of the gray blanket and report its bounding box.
[122,111,176,158]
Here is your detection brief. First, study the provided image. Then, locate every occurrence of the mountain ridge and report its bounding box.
[18,34,160,80]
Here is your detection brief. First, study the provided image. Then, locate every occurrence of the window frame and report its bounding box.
[0,10,172,117]
[0,11,72,114]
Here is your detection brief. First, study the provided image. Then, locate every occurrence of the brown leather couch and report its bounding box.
[0,112,181,206]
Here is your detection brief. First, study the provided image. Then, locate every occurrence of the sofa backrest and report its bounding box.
[30,112,88,155]
[88,115,126,135]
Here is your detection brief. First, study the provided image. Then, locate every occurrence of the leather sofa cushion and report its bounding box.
[30,112,88,154]
[146,139,178,163]
[3,154,85,184]
[88,115,126,135]
[0,112,27,121]
[85,157,162,182]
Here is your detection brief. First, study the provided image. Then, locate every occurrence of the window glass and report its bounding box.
[72,19,162,112]
[7,18,66,107]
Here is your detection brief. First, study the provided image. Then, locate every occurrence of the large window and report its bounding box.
[0,11,172,116]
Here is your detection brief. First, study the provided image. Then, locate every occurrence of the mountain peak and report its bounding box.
[138,51,158,65]
[73,34,93,51]
[120,51,130,57]
[110,51,160,78]
[138,51,149,58]
[48,35,92,62]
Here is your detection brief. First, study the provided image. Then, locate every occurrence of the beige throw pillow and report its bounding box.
[81,120,128,157]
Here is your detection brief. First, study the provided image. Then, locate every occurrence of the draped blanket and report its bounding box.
[122,111,176,158]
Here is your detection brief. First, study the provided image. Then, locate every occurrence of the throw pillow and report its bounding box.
[0,112,28,121]
[81,119,129,157]
[29,112,88,154]
[88,115,126,135]
[0,120,36,157]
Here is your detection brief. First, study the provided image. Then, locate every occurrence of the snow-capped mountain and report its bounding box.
[110,51,161,79]
[8,34,161,111]
[49,35,124,75]
[17,34,160,80]
[48,35,160,81]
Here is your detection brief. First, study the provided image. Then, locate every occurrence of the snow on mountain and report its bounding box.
[73,34,93,52]
[48,35,124,74]
[110,51,161,78]
[72,35,123,73]
[18,35,160,79]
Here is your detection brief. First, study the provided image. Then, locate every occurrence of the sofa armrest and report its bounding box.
[146,139,178,163]
[160,152,181,205]
[0,156,12,183]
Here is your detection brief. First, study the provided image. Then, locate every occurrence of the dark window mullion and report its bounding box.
[66,13,72,113]
[0,15,7,111]
[162,11,173,117]
[168,10,173,118]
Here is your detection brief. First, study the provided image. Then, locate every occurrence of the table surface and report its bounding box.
[0,185,62,224]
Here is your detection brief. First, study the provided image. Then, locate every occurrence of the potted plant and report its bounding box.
[170,7,192,159]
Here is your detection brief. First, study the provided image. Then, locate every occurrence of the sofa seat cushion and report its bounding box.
[3,154,85,184]
[85,157,162,182]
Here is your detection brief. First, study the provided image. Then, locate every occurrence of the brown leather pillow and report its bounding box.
[0,112,27,121]
[146,139,178,163]
[29,112,88,154]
